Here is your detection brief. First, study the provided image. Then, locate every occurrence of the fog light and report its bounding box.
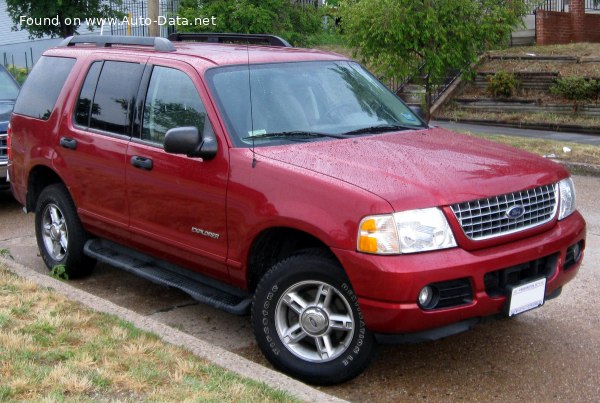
[418,286,434,308]
[572,242,582,262]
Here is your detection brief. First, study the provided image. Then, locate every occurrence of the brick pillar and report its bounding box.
[570,0,585,42]
[536,11,546,45]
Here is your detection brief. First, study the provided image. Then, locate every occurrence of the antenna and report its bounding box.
[246,41,257,168]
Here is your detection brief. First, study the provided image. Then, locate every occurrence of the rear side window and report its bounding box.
[75,61,144,136]
[74,62,102,127]
[13,56,75,120]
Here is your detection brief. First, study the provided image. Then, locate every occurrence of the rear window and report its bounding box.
[13,56,75,120]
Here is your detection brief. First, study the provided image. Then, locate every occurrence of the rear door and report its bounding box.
[125,59,230,281]
[63,56,146,241]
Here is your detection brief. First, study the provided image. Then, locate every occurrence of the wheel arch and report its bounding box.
[26,165,66,212]
[246,226,341,292]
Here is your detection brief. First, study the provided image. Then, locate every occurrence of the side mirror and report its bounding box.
[164,125,217,160]
[409,105,425,120]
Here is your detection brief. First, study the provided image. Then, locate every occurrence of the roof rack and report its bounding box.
[58,35,176,52]
[168,32,292,48]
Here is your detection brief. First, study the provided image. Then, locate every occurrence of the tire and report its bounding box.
[34,183,96,278]
[252,251,375,385]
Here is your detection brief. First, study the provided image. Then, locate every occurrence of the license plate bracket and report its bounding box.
[505,277,546,317]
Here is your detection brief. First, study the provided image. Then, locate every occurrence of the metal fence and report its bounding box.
[104,0,180,37]
[527,0,600,13]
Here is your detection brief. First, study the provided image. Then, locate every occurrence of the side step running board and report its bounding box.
[84,239,251,315]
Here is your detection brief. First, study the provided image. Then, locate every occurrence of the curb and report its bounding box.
[553,160,600,178]
[433,117,600,136]
[0,256,346,403]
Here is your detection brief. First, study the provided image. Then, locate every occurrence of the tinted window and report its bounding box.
[13,56,75,120]
[0,67,19,101]
[89,61,143,136]
[74,62,102,127]
[142,66,209,145]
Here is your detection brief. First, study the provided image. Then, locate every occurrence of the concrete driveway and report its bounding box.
[1,175,598,401]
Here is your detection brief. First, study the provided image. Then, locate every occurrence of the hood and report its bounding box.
[256,128,567,211]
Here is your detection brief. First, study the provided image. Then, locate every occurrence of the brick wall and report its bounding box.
[536,11,572,45]
[536,0,600,45]
[583,14,600,43]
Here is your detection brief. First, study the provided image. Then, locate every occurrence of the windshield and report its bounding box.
[0,67,20,101]
[206,61,426,147]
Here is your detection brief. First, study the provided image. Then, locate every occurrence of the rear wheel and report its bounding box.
[252,251,375,384]
[35,184,95,278]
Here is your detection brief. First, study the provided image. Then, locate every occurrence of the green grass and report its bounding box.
[490,43,600,57]
[462,132,600,167]
[0,267,297,402]
[437,107,600,129]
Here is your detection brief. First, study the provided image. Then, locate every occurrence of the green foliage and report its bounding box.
[550,77,600,101]
[487,71,518,98]
[6,0,123,38]
[0,248,13,259]
[49,265,69,281]
[176,0,322,46]
[340,0,528,118]
[5,65,28,85]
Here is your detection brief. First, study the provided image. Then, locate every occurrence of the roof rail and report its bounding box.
[168,32,292,48]
[59,35,176,52]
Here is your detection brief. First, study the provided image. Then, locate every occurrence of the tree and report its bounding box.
[176,0,322,46]
[340,0,528,120]
[6,0,123,39]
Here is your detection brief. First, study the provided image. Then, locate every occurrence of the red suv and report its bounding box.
[8,34,586,384]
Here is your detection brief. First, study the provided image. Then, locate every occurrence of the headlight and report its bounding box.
[558,177,576,220]
[357,207,457,255]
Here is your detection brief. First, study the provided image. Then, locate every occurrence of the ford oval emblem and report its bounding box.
[505,205,525,219]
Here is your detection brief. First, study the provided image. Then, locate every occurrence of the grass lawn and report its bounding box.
[0,267,295,402]
[463,132,600,166]
[435,43,600,127]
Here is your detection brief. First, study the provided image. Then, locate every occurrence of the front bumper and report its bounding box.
[333,211,586,335]
[0,161,8,188]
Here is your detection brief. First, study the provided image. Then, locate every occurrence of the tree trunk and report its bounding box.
[424,74,432,123]
[148,0,160,37]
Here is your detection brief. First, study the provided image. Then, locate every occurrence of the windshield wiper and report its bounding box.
[342,123,423,136]
[242,131,346,141]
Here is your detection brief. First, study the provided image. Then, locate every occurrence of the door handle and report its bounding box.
[130,155,153,170]
[59,137,77,150]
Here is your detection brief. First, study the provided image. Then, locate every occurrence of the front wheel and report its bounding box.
[34,183,96,278]
[252,251,375,384]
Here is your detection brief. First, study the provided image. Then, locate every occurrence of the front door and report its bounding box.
[125,60,230,281]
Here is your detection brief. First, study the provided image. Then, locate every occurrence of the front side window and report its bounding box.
[206,61,426,147]
[13,56,75,120]
[142,66,210,145]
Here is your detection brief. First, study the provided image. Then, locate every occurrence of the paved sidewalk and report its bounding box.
[432,120,600,146]
[0,256,346,403]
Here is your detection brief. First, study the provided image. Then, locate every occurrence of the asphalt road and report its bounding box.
[0,175,598,402]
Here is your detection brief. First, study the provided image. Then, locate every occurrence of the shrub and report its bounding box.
[176,0,322,47]
[6,65,28,85]
[487,71,518,98]
[550,76,600,101]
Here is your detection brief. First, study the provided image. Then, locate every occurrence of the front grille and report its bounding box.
[0,133,7,160]
[484,254,558,297]
[450,184,558,240]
